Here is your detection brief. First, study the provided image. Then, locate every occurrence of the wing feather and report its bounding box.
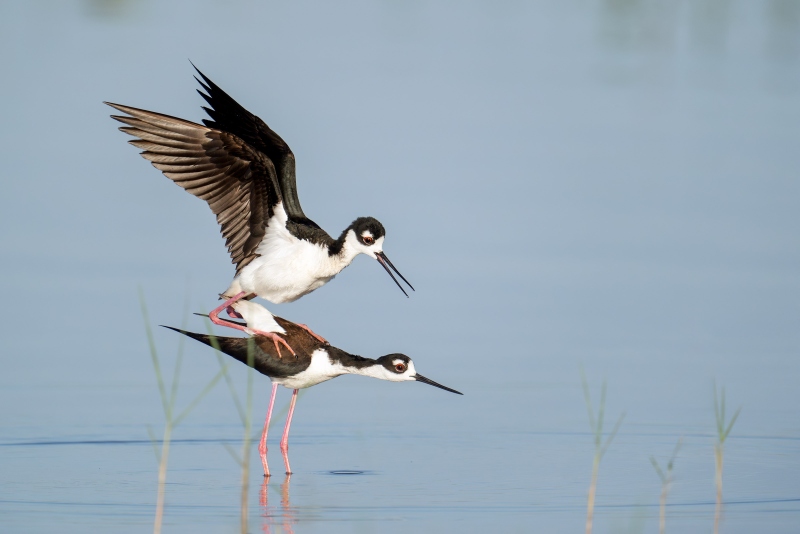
[122,128,190,148]
[192,66,314,225]
[128,140,207,157]
[107,101,282,274]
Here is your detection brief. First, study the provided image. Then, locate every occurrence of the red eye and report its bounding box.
[363,236,374,245]
[395,363,406,372]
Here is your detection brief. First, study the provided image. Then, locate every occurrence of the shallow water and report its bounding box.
[2,0,799,532]
[2,368,799,533]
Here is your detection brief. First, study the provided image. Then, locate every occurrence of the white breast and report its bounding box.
[230,203,345,303]
[273,348,348,389]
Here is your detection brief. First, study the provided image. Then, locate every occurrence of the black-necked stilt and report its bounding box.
[167,300,461,476]
[107,66,413,353]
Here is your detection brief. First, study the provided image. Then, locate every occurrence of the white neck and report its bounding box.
[337,231,365,265]
[347,360,416,382]
[348,365,392,380]
[335,231,384,266]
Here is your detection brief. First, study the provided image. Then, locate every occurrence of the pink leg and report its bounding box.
[296,323,327,344]
[280,389,299,474]
[209,292,296,358]
[209,291,248,327]
[258,383,279,477]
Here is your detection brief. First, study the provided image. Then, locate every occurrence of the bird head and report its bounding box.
[373,354,463,394]
[344,217,415,297]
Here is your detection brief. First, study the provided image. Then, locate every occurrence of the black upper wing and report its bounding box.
[107,102,281,274]
[192,66,315,227]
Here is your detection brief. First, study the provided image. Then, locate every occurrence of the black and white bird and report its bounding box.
[167,300,461,476]
[108,67,413,354]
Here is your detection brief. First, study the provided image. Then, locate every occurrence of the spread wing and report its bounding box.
[107,102,281,274]
[192,66,317,228]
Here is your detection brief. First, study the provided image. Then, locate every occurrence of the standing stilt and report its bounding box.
[168,324,463,475]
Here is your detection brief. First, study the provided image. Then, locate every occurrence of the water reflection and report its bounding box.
[597,0,800,59]
[83,0,134,19]
[689,0,733,53]
[766,0,800,60]
[78,0,800,63]
[260,475,295,534]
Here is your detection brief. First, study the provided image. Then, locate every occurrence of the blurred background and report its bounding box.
[1,1,798,532]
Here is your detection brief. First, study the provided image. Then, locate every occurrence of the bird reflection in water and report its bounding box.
[260,474,295,534]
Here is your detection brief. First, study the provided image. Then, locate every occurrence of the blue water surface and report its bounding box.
[1,1,799,532]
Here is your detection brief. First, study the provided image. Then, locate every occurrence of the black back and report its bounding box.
[164,317,381,379]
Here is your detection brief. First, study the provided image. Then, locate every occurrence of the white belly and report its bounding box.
[223,202,354,303]
[225,203,346,303]
[231,245,337,303]
[272,348,348,389]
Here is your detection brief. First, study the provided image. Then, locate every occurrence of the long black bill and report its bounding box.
[414,374,463,395]
[376,252,415,297]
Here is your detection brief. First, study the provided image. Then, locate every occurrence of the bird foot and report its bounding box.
[246,329,296,359]
[297,323,327,344]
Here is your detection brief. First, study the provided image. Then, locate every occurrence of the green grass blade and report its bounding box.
[242,338,255,447]
[146,425,161,463]
[597,381,607,448]
[580,367,596,438]
[203,321,247,425]
[650,455,666,483]
[222,442,243,467]
[168,293,191,408]
[172,364,230,427]
[600,412,625,459]
[667,437,683,472]
[139,288,171,422]
[723,407,742,442]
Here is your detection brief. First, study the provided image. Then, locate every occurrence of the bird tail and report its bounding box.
[161,325,215,346]
[161,326,252,366]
